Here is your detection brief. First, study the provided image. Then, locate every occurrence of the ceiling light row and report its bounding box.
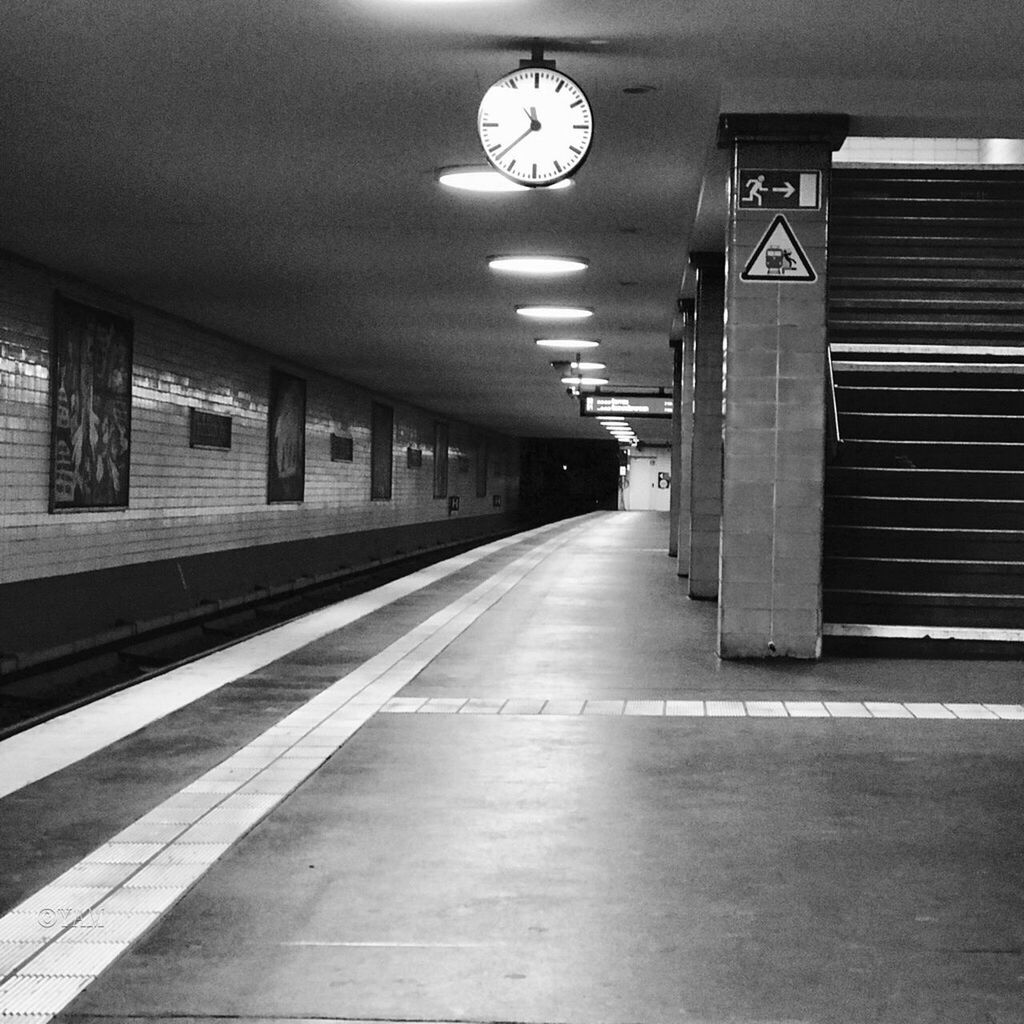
[439,164,614,407]
[598,415,637,444]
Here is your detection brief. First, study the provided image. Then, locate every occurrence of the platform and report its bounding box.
[2,511,1024,1024]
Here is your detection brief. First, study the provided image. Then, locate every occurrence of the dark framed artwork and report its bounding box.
[49,294,133,512]
[267,369,306,502]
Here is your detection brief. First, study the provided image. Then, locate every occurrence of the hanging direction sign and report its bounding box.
[737,169,821,210]
[740,215,816,283]
[581,393,673,418]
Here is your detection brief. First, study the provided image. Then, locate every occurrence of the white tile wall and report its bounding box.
[0,254,518,584]
[834,137,983,165]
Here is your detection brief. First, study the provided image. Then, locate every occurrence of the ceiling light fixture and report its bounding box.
[561,375,609,386]
[438,166,573,193]
[570,360,605,370]
[517,305,593,320]
[488,255,588,275]
[535,338,600,349]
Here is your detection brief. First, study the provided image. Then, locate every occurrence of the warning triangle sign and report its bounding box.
[740,214,816,282]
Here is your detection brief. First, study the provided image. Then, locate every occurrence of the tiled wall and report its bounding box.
[834,137,983,164]
[0,252,518,586]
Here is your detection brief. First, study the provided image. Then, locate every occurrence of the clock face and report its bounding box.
[477,66,594,187]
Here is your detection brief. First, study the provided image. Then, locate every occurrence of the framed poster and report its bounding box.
[49,294,133,512]
[267,369,306,502]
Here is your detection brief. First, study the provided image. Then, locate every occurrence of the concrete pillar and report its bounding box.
[676,301,696,576]
[688,254,725,600]
[668,337,683,557]
[716,113,849,659]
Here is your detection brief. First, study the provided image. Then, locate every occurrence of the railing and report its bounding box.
[825,341,843,462]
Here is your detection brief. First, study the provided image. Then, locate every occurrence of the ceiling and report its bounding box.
[4,1,1024,446]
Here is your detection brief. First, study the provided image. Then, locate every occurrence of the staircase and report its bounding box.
[823,168,1024,641]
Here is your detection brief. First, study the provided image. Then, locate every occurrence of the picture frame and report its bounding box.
[49,294,133,512]
[267,369,306,503]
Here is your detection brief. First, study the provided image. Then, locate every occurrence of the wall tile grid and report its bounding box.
[0,254,517,584]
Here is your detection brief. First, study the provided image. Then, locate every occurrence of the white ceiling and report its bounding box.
[4,0,1024,445]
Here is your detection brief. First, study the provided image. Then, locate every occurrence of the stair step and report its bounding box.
[824,557,1024,594]
[832,276,1024,294]
[824,525,1024,561]
[823,622,1024,642]
[824,494,1024,529]
[836,386,1024,414]
[838,440,1024,470]
[831,255,1024,273]
[831,319,1024,337]
[840,411,1024,442]
[832,297,1024,315]
[831,198,1024,218]
[832,171,1024,202]
[823,590,1024,629]
[827,466,1024,498]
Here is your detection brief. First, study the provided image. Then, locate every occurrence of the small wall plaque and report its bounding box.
[407,447,423,468]
[448,495,460,514]
[190,409,232,450]
[330,433,354,462]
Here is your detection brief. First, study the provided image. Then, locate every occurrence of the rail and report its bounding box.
[826,341,843,462]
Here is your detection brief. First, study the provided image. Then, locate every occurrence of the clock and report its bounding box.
[477,64,594,187]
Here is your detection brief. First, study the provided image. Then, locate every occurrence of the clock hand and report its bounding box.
[523,106,540,130]
[494,121,538,161]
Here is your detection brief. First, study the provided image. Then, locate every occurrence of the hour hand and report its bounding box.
[523,106,540,129]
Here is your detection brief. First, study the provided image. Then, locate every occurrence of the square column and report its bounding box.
[673,301,696,574]
[688,254,725,600]
[716,113,848,659]
[679,301,696,577]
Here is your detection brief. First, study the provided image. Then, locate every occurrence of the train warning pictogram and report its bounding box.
[740,215,816,283]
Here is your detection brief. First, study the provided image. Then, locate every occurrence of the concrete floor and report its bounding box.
[3,511,1024,1024]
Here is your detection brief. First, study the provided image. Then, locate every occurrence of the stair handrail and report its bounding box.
[826,341,842,461]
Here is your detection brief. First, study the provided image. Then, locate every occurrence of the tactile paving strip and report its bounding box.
[379,696,1024,720]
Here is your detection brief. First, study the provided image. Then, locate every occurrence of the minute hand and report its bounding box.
[494,122,538,161]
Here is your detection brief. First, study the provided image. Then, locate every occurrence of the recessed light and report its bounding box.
[438,166,573,193]
[535,338,600,349]
[561,375,609,386]
[570,360,606,370]
[517,305,593,320]
[488,255,588,275]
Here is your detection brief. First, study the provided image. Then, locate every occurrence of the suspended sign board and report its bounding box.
[581,394,673,418]
[737,169,821,210]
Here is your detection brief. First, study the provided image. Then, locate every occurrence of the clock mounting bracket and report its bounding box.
[519,40,556,70]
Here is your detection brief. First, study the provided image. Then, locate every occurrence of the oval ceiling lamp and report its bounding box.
[438,166,573,193]
[535,338,600,349]
[488,255,588,275]
[561,375,609,386]
[570,360,605,370]
[517,305,593,320]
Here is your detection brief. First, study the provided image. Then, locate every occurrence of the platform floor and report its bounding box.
[2,511,1024,1024]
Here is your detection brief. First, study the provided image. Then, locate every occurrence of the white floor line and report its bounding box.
[0,519,591,1020]
[0,514,600,798]
[380,697,1024,721]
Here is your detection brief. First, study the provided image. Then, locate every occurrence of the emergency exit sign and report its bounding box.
[737,169,821,210]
